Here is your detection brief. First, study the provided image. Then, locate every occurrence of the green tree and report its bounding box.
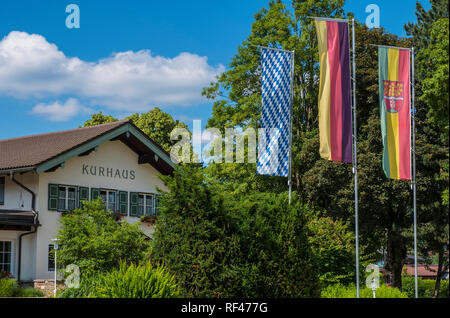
[404,0,449,51]
[150,165,241,297]
[128,107,189,153]
[57,199,150,276]
[151,165,320,297]
[307,215,355,286]
[230,192,320,297]
[417,18,449,141]
[406,1,449,297]
[81,112,118,127]
[83,108,189,153]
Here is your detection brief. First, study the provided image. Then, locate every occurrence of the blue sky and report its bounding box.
[0,0,430,140]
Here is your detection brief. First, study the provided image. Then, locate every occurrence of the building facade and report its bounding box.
[0,120,174,282]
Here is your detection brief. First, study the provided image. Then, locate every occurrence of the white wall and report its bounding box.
[0,230,36,281]
[1,171,39,211]
[0,171,38,281]
[35,140,168,280]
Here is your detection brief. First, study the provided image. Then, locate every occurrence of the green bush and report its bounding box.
[307,216,355,286]
[321,283,408,298]
[57,198,151,276]
[13,287,44,297]
[402,276,449,298]
[0,278,16,297]
[58,275,99,298]
[439,280,449,298]
[0,278,44,297]
[59,261,179,298]
[151,165,320,298]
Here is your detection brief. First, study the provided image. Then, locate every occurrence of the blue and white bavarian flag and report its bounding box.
[257,47,293,177]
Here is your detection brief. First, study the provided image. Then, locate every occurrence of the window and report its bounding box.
[138,194,154,216]
[0,177,4,205]
[58,186,77,211]
[0,241,12,274]
[100,190,117,212]
[155,194,161,216]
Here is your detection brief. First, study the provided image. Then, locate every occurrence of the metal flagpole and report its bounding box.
[370,43,415,296]
[289,50,295,205]
[351,18,360,298]
[411,47,418,299]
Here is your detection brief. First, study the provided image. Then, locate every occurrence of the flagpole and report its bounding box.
[351,18,360,298]
[411,47,418,299]
[289,50,295,205]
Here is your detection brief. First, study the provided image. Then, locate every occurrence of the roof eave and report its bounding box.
[35,123,175,175]
[0,167,36,175]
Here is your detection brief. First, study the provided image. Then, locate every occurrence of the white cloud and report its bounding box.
[31,98,90,122]
[0,31,224,112]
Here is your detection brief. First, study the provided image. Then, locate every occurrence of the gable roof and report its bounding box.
[0,120,175,175]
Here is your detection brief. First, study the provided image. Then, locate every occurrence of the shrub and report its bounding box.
[230,192,320,298]
[57,198,150,276]
[151,165,320,298]
[13,287,44,297]
[307,216,355,286]
[321,283,408,298]
[0,278,44,297]
[59,262,178,298]
[92,261,179,298]
[58,275,99,298]
[0,278,16,297]
[402,276,450,298]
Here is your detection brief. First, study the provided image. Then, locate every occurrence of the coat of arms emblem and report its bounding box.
[383,80,404,113]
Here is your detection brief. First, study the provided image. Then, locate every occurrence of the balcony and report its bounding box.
[0,210,39,231]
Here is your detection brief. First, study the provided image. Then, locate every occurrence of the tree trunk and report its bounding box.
[386,228,407,290]
[433,247,444,298]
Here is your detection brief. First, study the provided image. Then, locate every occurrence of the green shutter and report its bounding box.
[79,187,89,208]
[130,192,138,217]
[48,184,59,211]
[91,188,100,201]
[119,191,128,215]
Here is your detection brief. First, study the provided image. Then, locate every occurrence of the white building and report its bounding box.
[0,120,174,284]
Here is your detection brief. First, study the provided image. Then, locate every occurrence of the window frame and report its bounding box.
[100,188,118,213]
[0,176,5,205]
[0,240,13,275]
[154,194,162,216]
[138,193,156,216]
[57,185,78,212]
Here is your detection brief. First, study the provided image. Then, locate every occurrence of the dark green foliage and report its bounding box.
[229,192,320,297]
[150,165,242,297]
[150,165,321,297]
[307,216,355,286]
[57,198,150,276]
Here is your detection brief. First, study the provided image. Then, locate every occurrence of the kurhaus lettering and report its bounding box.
[82,164,136,180]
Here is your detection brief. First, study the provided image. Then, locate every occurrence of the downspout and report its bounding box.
[11,172,39,282]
